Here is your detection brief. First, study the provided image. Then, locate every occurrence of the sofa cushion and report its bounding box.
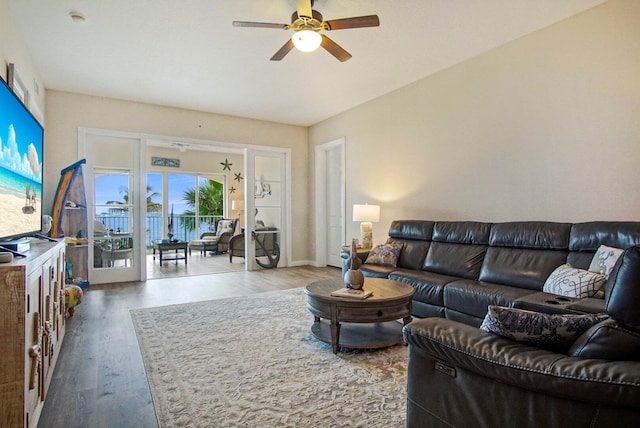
[480,305,609,352]
[412,300,446,319]
[389,269,458,307]
[364,242,403,266]
[543,264,606,298]
[360,264,395,278]
[568,319,640,360]
[479,247,568,290]
[444,280,535,319]
[588,245,623,279]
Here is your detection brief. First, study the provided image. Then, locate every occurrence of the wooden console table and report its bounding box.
[0,239,67,427]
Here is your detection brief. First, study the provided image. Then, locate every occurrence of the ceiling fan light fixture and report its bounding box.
[291,30,321,52]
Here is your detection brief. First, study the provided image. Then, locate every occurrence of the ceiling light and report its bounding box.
[69,11,86,23]
[291,30,321,52]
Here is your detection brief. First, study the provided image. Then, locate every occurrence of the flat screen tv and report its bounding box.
[0,76,44,241]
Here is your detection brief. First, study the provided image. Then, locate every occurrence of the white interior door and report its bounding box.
[315,138,345,267]
[244,148,289,271]
[80,130,144,284]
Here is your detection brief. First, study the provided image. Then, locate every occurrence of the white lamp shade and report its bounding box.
[353,204,380,222]
[291,30,322,52]
[232,199,244,211]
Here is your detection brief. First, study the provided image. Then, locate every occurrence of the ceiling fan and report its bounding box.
[232,0,380,62]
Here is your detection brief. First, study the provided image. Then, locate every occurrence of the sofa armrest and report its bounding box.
[567,297,606,314]
[513,292,605,315]
[340,246,370,262]
[340,246,371,276]
[403,318,640,408]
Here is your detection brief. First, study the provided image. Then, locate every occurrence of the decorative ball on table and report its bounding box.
[343,240,365,290]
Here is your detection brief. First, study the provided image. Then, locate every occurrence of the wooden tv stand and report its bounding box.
[0,239,67,427]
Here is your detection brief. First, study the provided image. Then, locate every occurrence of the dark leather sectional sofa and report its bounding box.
[341,220,640,427]
[342,220,640,324]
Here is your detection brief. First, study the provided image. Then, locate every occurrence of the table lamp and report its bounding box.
[232,199,244,218]
[353,204,380,249]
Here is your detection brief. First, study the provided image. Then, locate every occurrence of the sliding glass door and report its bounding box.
[145,173,226,245]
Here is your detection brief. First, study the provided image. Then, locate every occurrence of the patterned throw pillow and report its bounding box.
[588,245,624,279]
[480,305,609,353]
[543,264,606,298]
[216,220,235,236]
[364,242,403,267]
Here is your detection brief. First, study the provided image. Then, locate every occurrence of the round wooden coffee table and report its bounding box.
[304,278,415,353]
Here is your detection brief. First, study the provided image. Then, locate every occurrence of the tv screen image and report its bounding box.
[0,77,43,240]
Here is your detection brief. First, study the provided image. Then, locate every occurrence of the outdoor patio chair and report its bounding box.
[228,224,280,268]
[188,218,237,256]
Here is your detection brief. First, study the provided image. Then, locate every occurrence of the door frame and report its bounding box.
[244,147,291,270]
[79,128,145,284]
[314,137,346,267]
[80,127,292,280]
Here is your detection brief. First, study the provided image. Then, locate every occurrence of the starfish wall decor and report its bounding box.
[220,158,232,171]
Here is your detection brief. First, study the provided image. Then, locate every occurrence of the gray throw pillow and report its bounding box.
[480,305,609,353]
[364,242,403,267]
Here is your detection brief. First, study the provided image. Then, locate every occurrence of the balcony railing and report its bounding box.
[95,214,223,248]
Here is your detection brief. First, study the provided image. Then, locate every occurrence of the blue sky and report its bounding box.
[95,173,197,214]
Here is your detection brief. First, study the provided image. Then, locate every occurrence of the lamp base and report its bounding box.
[360,222,373,249]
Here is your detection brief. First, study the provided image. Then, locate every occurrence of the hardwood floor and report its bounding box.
[145,251,246,279]
[38,265,341,428]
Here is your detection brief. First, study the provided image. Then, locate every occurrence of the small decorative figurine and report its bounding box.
[344,240,364,289]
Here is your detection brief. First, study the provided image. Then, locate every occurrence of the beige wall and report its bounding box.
[45,91,309,261]
[310,0,640,248]
[0,0,45,119]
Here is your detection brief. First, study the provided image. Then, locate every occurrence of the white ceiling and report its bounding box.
[7,0,606,127]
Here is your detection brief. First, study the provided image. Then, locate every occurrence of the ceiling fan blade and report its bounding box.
[320,34,352,62]
[233,21,289,30]
[324,15,380,30]
[270,39,295,61]
[296,0,313,19]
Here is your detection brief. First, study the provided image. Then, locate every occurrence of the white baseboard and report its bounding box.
[289,259,314,267]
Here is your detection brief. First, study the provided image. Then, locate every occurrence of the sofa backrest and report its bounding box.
[568,222,640,269]
[386,220,640,291]
[423,222,491,279]
[606,245,640,330]
[388,220,434,270]
[478,222,571,290]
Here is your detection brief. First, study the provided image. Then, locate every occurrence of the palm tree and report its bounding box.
[182,179,224,232]
[106,185,162,213]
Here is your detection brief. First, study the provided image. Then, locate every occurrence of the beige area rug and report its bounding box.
[130,287,407,427]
